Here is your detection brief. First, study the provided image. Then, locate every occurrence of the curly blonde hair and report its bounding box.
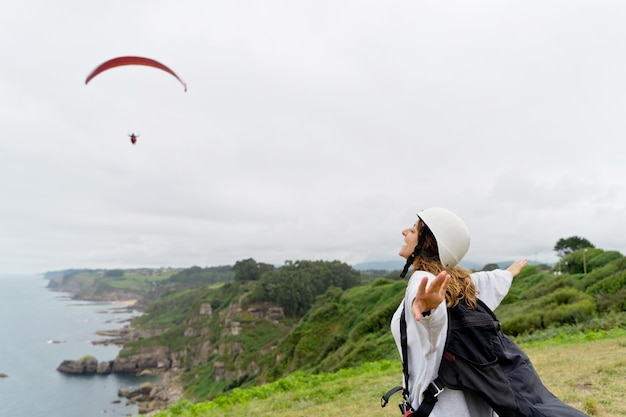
[412,221,477,309]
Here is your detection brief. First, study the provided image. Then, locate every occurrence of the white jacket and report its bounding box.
[391,269,513,417]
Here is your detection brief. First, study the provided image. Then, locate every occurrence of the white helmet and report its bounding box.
[417,207,470,268]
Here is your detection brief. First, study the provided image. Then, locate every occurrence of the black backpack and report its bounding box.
[382,299,589,417]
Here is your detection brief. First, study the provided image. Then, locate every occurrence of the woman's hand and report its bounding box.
[506,259,528,278]
[411,271,451,321]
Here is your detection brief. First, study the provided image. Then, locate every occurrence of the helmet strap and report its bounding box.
[399,225,440,278]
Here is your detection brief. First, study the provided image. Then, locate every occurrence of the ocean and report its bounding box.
[0,274,156,417]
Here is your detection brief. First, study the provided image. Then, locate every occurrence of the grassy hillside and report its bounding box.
[107,249,626,403]
[266,279,405,378]
[45,266,234,306]
[45,268,179,301]
[152,333,626,417]
[122,252,625,407]
[495,252,626,337]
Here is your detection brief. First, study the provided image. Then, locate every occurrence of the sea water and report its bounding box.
[0,274,155,417]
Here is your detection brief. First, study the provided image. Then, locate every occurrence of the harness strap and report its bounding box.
[400,306,410,399]
[381,386,405,407]
[381,305,446,417]
[413,378,445,417]
[400,225,440,279]
[381,307,413,413]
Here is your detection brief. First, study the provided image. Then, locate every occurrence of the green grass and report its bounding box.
[153,360,403,417]
[523,335,626,416]
[151,333,626,417]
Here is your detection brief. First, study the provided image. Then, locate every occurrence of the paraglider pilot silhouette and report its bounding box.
[85,56,187,146]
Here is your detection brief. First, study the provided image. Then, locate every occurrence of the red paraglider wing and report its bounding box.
[85,56,187,91]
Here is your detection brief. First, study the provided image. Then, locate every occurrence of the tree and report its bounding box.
[249,260,361,317]
[232,258,275,282]
[482,263,499,271]
[554,236,595,258]
[105,269,124,278]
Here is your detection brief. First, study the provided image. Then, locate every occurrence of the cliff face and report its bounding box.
[115,298,285,373]
[113,345,172,372]
[101,292,288,406]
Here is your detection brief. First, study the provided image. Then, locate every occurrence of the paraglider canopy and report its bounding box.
[85,56,187,91]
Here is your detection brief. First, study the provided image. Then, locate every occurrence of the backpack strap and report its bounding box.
[381,306,446,417]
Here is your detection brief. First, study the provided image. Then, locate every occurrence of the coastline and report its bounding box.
[44,277,181,414]
[111,299,138,306]
[84,297,181,414]
[91,299,140,345]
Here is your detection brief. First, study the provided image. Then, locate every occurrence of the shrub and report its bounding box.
[587,271,626,295]
[544,300,595,326]
[595,286,626,313]
[502,313,543,336]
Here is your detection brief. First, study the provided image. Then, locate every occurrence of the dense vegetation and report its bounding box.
[247,259,362,316]
[496,249,626,335]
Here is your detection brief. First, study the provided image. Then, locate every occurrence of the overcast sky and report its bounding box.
[2,1,625,274]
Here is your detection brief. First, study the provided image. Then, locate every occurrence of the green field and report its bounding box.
[153,333,626,417]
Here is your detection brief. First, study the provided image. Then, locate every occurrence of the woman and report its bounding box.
[386,207,588,417]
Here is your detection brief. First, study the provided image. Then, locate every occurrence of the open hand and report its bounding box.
[506,259,527,278]
[411,271,451,321]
